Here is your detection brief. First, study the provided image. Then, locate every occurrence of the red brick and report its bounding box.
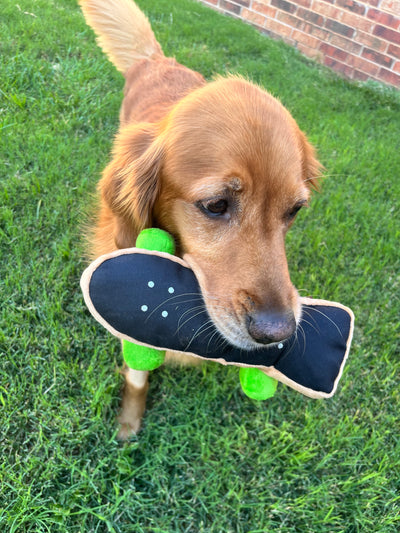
[388,43,400,57]
[353,69,369,81]
[235,0,251,6]
[311,0,341,19]
[264,17,294,38]
[341,11,375,33]
[355,29,388,52]
[346,53,380,75]
[242,8,266,27]
[295,0,313,6]
[329,33,363,54]
[252,2,277,18]
[261,26,296,45]
[381,0,400,16]
[271,0,298,14]
[320,42,349,61]
[324,56,354,77]
[198,0,400,88]
[277,12,307,30]
[378,67,400,86]
[362,47,394,67]
[292,28,321,47]
[325,19,355,38]
[297,7,324,25]
[309,23,330,40]
[336,0,366,15]
[367,8,400,30]
[373,24,400,45]
[220,0,241,15]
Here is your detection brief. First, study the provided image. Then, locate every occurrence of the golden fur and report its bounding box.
[79,0,321,437]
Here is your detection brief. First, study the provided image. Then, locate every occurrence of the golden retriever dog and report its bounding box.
[79,0,321,438]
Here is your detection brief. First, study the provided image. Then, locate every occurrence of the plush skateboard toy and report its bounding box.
[81,229,354,400]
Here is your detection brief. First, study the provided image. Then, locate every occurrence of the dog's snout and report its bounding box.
[247,309,296,345]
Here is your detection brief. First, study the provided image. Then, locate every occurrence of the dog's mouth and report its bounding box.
[207,310,267,351]
[204,303,299,351]
[183,255,300,351]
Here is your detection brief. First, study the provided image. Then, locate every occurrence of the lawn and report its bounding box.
[1,0,399,531]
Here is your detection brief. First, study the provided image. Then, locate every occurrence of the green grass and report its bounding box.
[1,0,399,531]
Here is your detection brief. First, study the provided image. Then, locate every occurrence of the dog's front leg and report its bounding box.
[117,366,149,439]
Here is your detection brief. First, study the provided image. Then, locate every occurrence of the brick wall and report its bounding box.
[198,0,400,88]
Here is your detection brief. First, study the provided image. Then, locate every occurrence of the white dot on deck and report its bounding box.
[278,343,283,349]
[161,311,168,318]
[168,287,175,294]
[141,305,148,312]
[148,281,155,288]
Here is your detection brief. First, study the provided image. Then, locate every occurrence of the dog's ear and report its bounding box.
[99,123,164,248]
[299,131,323,192]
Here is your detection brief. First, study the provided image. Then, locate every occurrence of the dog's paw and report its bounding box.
[117,374,149,440]
[117,419,141,440]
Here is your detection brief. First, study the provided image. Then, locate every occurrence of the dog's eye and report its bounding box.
[288,205,302,219]
[286,202,307,222]
[197,198,229,218]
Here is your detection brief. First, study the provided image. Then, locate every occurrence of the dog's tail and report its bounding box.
[79,0,163,74]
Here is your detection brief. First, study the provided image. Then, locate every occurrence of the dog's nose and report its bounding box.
[247,309,296,345]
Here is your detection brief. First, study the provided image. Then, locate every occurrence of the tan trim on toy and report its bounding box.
[81,249,355,399]
[80,248,192,341]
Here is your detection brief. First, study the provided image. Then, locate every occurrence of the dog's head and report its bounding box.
[100,77,321,349]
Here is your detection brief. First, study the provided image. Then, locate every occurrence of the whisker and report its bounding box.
[184,321,219,352]
[212,337,231,356]
[177,305,207,326]
[301,307,320,327]
[145,292,203,322]
[298,315,321,336]
[302,305,343,337]
[206,327,233,355]
[206,327,223,354]
[297,324,307,358]
[175,307,210,335]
